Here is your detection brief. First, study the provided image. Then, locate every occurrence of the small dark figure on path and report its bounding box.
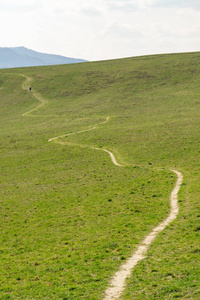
[29,87,32,92]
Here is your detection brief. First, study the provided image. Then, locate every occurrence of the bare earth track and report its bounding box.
[103,170,183,300]
[21,74,48,116]
[21,75,183,299]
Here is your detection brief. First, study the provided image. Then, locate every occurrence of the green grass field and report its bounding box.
[0,52,200,299]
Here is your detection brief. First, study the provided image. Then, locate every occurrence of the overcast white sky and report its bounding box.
[1,0,200,61]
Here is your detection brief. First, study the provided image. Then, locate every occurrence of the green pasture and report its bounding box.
[0,52,200,299]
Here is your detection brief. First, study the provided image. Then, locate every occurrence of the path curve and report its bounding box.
[21,75,48,116]
[48,118,183,300]
[4,73,48,117]
[95,148,123,167]
[19,75,183,299]
[48,117,110,142]
[48,117,124,167]
[103,169,183,300]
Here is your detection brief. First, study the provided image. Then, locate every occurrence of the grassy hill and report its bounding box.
[0,52,200,299]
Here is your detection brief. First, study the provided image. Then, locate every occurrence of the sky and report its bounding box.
[1,0,200,61]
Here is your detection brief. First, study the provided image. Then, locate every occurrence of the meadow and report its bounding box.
[0,52,200,299]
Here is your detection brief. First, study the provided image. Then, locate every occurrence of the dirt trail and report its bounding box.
[49,119,183,300]
[4,73,48,117]
[21,76,183,300]
[48,117,124,167]
[48,117,110,142]
[103,169,183,300]
[20,75,48,116]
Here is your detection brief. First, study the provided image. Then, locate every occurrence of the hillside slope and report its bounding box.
[0,46,87,68]
[0,52,200,299]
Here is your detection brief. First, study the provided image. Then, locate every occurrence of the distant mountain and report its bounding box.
[0,47,87,69]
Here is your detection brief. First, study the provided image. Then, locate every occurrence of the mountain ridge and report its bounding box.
[0,47,87,69]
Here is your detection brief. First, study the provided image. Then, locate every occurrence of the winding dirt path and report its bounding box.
[48,117,110,142]
[48,121,183,300]
[48,117,123,167]
[21,75,48,116]
[4,73,48,117]
[20,75,183,299]
[103,169,183,300]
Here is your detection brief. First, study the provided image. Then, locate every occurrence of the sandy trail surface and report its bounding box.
[48,120,183,300]
[4,73,48,117]
[48,117,110,142]
[48,118,123,167]
[103,169,183,300]
[21,75,183,300]
[21,75,48,116]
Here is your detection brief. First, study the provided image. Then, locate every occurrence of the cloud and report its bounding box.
[107,1,139,12]
[154,0,200,10]
[1,0,200,61]
[104,23,143,40]
[106,0,156,11]
[80,6,103,17]
[0,0,42,12]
